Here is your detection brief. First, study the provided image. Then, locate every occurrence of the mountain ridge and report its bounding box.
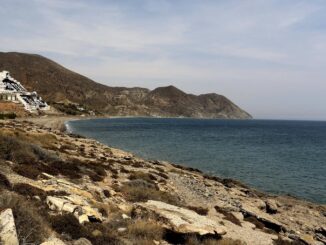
[0,52,252,119]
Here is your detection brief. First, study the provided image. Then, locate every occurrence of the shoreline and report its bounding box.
[28,115,325,206]
[1,118,325,244]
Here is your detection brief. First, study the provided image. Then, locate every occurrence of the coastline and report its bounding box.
[1,118,325,244]
[31,116,325,205]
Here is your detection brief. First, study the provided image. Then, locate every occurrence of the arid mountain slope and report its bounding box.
[0,52,252,119]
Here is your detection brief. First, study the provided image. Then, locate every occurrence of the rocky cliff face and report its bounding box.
[0,52,252,119]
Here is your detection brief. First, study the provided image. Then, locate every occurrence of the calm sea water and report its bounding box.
[68,118,326,204]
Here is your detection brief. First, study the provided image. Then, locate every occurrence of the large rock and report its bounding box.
[265,199,279,214]
[0,209,19,245]
[241,204,285,233]
[46,196,102,224]
[40,237,66,245]
[137,200,226,236]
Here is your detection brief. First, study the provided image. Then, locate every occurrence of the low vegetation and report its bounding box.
[0,112,16,119]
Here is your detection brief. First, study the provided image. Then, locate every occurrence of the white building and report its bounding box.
[0,71,50,112]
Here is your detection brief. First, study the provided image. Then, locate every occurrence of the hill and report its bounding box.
[0,52,252,119]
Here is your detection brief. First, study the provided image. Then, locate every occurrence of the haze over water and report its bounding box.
[68,118,326,204]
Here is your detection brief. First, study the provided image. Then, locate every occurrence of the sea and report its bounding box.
[67,118,326,204]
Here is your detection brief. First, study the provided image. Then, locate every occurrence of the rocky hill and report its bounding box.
[0,52,252,119]
[0,120,325,245]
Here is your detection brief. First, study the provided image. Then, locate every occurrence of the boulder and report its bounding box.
[137,200,227,236]
[46,196,78,213]
[40,237,66,245]
[265,199,279,214]
[0,209,19,245]
[46,196,102,224]
[241,204,285,233]
[73,238,93,245]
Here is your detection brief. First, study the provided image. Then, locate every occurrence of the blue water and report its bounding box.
[68,118,326,204]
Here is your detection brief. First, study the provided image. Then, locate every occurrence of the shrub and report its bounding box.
[12,183,48,200]
[0,192,50,244]
[129,171,157,183]
[0,172,11,189]
[186,206,209,216]
[127,220,164,241]
[13,164,41,179]
[120,179,182,205]
[50,214,122,245]
[0,113,16,120]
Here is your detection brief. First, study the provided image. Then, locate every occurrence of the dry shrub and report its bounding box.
[0,172,11,189]
[129,171,157,183]
[13,164,41,179]
[186,235,245,245]
[215,206,242,226]
[186,206,209,216]
[103,189,111,198]
[0,192,50,244]
[12,183,48,200]
[50,214,122,245]
[131,161,144,168]
[127,219,164,242]
[120,179,182,206]
[0,134,57,165]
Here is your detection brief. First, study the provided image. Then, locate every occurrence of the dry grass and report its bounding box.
[129,171,157,183]
[120,179,182,206]
[0,192,50,244]
[0,172,11,190]
[186,235,246,245]
[127,219,165,242]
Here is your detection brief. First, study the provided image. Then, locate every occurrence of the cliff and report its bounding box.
[0,52,252,119]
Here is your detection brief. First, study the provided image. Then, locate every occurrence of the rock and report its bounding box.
[118,203,133,214]
[92,229,102,237]
[46,196,78,213]
[73,238,93,245]
[299,234,318,245]
[254,199,266,210]
[265,199,279,214]
[40,237,66,245]
[46,196,102,223]
[122,214,130,219]
[78,214,89,224]
[137,200,227,236]
[117,227,127,233]
[241,204,285,233]
[0,209,19,245]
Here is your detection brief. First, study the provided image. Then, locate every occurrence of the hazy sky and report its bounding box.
[1,0,326,120]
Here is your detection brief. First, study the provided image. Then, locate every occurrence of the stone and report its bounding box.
[254,199,266,210]
[92,229,102,237]
[241,204,285,233]
[118,203,133,214]
[122,214,130,219]
[78,214,89,224]
[117,227,127,233]
[73,238,93,245]
[0,209,19,245]
[138,200,227,236]
[40,237,66,245]
[265,199,279,214]
[46,196,77,212]
[299,234,318,245]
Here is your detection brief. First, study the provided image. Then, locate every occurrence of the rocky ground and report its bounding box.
[0,119,325,245]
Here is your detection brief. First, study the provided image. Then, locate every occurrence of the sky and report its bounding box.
[1,0,326,120]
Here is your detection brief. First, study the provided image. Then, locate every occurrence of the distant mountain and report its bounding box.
[0,52,252,119]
